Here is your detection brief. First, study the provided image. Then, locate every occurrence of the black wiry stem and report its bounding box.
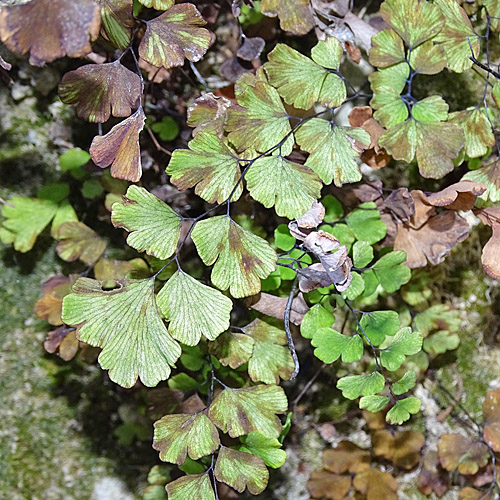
[285,277,300,379]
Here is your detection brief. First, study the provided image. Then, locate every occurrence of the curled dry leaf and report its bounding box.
[475,208,500,281]
[298,263,336,293]
[0,54,11,70]
[348,106,390,169]
[391,182,486,268]
[90,107,146,182]
[0,0,100,66]
[138,3,212,70]
[424,180,487,211]
[483,387,500,452]
[59,61,141,123]
[381,188,415,223]
[249,292,309,325]
[288,200,325,240]
[303,231,353,292]
[237,36,265,61]
[187,92,232,137]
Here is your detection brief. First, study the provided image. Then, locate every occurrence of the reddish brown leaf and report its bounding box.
[138,4,212,70]
[476,207,500,280]
[90,107,146,182]
[250,292,309,325]
[322,441,370,474]
[483,388,500,452]
[59,61,141,123]
[417,451,450,497]
[35,275,74,326]
[424,181,487,211]
[438,434,490,475]
[307,470,352,500]
[44,327,79,361]
[353,467,398,500]
[237,36,265,61]
[382,188,415,223]
[0,0,100,66]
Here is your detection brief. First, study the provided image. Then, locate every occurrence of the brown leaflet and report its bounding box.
[394,210,469,268]
[483,387,500,452]
[381,188,415,223]
[288,200,325,240]
[249,292,309,325]
[424,180,487,211]
[417,451,450,497]
[99,0,136,49]
[59,61,141,123]
[348,106,390,169]
[260,0,315,35]
[353,468,398,500]
[0,0,100,66]
[138,58,171,83]
[35,275,74,326]
[307,470,352,500]
[323,441,370,474]
[298,263,335,293]
[138,4,212,70]
[90,107,146,182]
[372,429,425,469]
[438,434,490,475]
[343,11,380,53]
[44,327,80,361]
[475,207,500,280]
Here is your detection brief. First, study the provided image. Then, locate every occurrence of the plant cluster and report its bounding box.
[1,0,500,498]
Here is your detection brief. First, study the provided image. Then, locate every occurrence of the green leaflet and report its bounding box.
[208,332,255,369]
[191,216,277,298]
[337,372,385,400]
[360,310,400,346]
[260,0,314,35]
[167,131,243,204]
[408,41,446,75]
[380,0,444,48]
[111,185,182,260]
[138,4,212,69]
[342,271,365,301]
[214,446,269,495]
[245,154,322,219]
[311,328,363,364]
[243,319,294,384]
[208,385,288,438]
[386,397,421,425]
[0,186,75,252]
[359,395,390,413]
[100,0,135,49]
[449,109,495,158]
[392,371,417,395]
[295,118,370,186]
[352,241,374,268]
[379,97,465,179]
[138,0,174,10]
[462,159,500,203]
[370,29,405,68]
[423,330,460,355]
[62,277,181,388]
[274,224,295,251]
[345,204,387,245]
[372,251,411,293]
[434,0,480,73]
[265,38,346,110]
[165,474,215,500]
[380,327,423,371]
[153,412,220,465]
[226,81,293,153]
[240,432,287,469]
[300,303,335,339]
[55,221,106,265]
[157,270,232,346]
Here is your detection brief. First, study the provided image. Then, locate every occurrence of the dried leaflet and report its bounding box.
[0,0,100,66]
[90,107,146,182]
[475,207,500,280]
[249,292,309,325]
